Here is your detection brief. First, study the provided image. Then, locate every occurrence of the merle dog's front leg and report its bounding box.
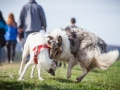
[67,58,77,79]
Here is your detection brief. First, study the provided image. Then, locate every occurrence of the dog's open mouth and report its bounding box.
[46,68,55,76]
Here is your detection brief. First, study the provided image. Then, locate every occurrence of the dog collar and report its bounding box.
[33,45,50,64]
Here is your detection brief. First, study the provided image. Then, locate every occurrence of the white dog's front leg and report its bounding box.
[18,61,31,81]
[37,64,44,81]
[30,65,36,78]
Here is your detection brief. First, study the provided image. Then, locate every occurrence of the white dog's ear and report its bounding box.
[57,35,62,46]
[51,61,56,66]
[51,61,58,70]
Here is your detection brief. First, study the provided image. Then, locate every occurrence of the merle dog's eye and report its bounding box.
[54,48,58,50]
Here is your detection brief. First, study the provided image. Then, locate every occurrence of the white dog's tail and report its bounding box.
[95,50,119,70]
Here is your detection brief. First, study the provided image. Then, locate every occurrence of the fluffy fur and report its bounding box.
[18,33,57,81]
[48,28,119,82]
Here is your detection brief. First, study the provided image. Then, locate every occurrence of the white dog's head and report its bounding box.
[47,60,58,76]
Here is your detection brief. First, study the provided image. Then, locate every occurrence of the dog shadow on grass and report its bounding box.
[91,69,104,73]
[48,77,74,83]
[0,80,62,90]
[56,78,74,83]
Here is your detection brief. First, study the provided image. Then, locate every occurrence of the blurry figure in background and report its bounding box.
[5,13,18,63]
[66,17,78,29]
[17,0,47,62]
[0,11,7,63]
[18,0,47,41]
[58,18,78,68]
[17,31,24,51]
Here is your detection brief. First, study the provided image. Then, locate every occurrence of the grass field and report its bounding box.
[0,61,120,90]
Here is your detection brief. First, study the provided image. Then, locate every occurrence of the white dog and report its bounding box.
[18,32,57,81]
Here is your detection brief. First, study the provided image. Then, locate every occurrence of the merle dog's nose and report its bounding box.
[49,55,53,59]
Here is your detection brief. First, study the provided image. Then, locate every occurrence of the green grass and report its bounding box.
[0,61,120,90]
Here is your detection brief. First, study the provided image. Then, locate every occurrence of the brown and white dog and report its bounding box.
[18,32,57,81]
[47,28,119,82]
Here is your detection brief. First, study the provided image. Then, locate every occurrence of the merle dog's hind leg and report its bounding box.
[76,63,89,82]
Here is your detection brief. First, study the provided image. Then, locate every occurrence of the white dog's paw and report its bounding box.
[39,78,44,81]
[18,78,24,81]
[39,77,44,81]
[30,75,34,78]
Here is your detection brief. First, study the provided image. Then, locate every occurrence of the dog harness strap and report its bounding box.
[33,45,50,64]
[34,46,38,64]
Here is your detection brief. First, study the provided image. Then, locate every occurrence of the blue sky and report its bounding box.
[0,0,120,46]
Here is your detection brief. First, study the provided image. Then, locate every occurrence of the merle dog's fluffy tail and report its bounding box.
[95,50,119,70]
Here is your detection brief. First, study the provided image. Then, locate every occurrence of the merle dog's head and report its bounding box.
[47,35,62,59]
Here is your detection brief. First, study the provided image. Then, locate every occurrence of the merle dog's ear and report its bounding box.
[57,35,62,46]
[47,35,53,40]
[47,36,53,45]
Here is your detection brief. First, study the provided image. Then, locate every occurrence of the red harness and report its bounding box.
[33,45,50,64]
